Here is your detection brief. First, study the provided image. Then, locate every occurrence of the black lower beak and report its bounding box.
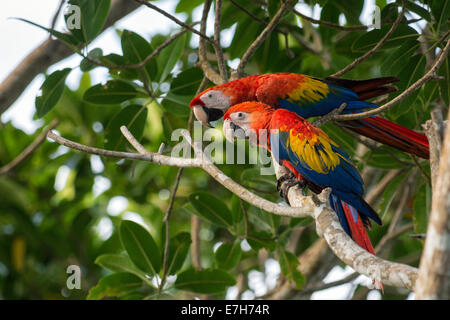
[204,107,224,125]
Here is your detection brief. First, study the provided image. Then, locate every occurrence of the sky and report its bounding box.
[0,0,417,300]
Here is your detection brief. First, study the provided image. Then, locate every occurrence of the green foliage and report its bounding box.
[1,0,446,300]
[35,69,72,118]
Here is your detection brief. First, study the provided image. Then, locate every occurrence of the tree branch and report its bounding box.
[415,110,450,299]
[198,0,224,85]
[0,119,59,175]
[423,108,445,189]
[213,0,228,82]
[331,0,405,77]
[275,163,418,290]
[234,0,295,79]
[332,37,450,121]
[133,0,214,44]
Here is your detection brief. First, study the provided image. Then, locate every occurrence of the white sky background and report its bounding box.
[0,0,418,300]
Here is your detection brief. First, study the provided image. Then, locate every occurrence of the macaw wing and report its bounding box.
[270,125,363,196]
[277,76,368,117]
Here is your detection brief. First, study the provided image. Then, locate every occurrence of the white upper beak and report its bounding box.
[192,105,211,127]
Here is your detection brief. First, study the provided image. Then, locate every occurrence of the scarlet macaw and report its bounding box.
[222,102,382,270]
[190,73,429,159]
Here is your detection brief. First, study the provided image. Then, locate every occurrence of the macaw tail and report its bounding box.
[329,194,384,292]
[325,76,399,100]
[329,195,376,254]
[342,116,430,159]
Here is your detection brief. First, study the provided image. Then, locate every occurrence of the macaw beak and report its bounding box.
[223,119,246,143]
[192,105,225,128]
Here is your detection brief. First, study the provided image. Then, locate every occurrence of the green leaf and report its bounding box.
[289,216,314,229]
[352,25,419,52]
[405,0,432,22]
[431,0,450,35]
[156,33,186,83]
[87,273,143,300]
[80,48,103,72]
[166,232,191,275]
[246,230,276,251]
[413,183,431,234]
[120,220,161,276]
[215,240,242,270]
[160,93,191,117]
[366,148,412,169]
[188,192,233,228]
[230,195,244,225]
[121,29,158,83]
[100,53,140,79]
[380,40,421,76]
[35,68,72,118]
[378,171,408,217]
[83,80,138,104]
[67,0,111,43]
[174,268,236,293]
[175,0,204,13]
[278,249,305,289]
[94,254,150,282]
[105,104,147,151]
[389,53,426,118]
[240,168,276,192]
[169,67,204,96]
[14,17,80,46]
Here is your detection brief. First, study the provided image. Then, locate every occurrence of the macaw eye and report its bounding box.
[237,112,243,118]
[208,94,213,98]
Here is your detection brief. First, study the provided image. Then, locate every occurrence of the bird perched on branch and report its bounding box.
[190,72,429,159]
[223,101,383,290]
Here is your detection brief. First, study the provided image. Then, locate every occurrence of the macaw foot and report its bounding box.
[277,173,306,205]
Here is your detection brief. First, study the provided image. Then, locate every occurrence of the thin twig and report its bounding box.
[293,8,369,31]
[159,167,184,292]
[213,0,228,82]
[133,0,214,44]
[84,25,196,70]
[331,0,406,77]
[332,36,450,121]
[48,0,65,40]
[198,0,223,85]
[235,0,295,78]
[191,215,202,269]
[0,120,59,175]
[312,103,347,127]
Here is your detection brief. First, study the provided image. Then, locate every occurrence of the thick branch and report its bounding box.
[423,108,445,189]
[415,110,450,299]
[275,161,418,290]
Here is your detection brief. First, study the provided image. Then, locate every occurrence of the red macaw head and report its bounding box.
[189,76,259,127]
[222,102,274,146]
[189,87,231,127]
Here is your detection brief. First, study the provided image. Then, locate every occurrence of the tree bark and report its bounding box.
[415,110,450,299]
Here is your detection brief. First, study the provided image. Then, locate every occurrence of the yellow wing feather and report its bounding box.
[287,129,341,174]
[286,77,330,104]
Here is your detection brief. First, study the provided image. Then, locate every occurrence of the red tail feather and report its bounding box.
[341,202,384,292]
[343,116,430,159]
[341,201,376,255]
